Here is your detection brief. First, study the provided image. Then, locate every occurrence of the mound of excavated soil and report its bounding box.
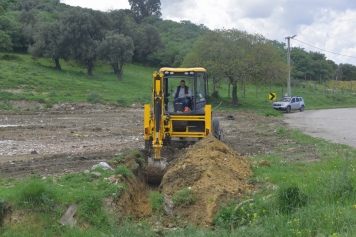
[159,135,254,227]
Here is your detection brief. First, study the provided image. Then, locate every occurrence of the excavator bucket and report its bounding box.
[146,158,167,184]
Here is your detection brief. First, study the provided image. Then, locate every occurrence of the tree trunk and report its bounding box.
[231,84,238,106]
[228,83,231,98]
[87,59,94,76]
[255,85,258,98]
[54,58,61,70]
[117,72,123,81]
[111,63,123,82]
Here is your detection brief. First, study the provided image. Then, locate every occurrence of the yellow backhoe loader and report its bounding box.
[143,67,222,183]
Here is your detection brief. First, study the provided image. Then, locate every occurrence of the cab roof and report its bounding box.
[159,67,206,73]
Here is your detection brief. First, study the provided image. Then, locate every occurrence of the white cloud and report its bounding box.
[61,0,130,12]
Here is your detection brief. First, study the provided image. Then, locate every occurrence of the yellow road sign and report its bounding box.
[269,93,276,100]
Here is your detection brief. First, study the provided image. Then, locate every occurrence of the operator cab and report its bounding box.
[160,67,208,115]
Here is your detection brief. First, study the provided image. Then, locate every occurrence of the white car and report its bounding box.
[272,96,305,113]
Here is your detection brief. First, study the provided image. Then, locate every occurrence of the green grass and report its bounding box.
[0,53,155,106]
[215,128,356,236]
[2,52,356,113]
[171,187,196,207]
[0,122,356,237]
[149,192,164,213]
[2,53,356,236]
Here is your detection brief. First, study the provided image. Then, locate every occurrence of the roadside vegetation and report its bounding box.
[1,53,356,236]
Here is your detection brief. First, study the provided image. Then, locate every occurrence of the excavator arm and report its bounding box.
[143,72,167,183]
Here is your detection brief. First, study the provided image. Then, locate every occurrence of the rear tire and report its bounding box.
[299,105,305,112]
[212,117,220,139]
[286,106,291,113]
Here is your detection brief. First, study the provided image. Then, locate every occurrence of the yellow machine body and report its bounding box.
[144,67,217,164]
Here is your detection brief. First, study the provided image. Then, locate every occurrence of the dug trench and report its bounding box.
[110,136,254,228]
[0,101,320,228]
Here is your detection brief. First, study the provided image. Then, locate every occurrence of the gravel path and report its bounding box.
[283,108,356,148]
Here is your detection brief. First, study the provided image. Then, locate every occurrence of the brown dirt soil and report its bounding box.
[159,135,253,227]
[0,100,319,228]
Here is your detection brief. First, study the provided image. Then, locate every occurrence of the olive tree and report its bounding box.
[183,29,287,105]
[97,32,134,81]
[28,21,68,70]
[60,8,111,76]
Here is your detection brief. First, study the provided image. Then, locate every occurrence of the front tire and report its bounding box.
[286,106,291,113]
[145,140,152,150]
[299,105,305,112]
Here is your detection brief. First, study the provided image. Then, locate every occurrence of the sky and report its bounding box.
[61,0,356,66]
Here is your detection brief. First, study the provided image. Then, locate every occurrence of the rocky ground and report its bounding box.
[0,101,296,179]
[0,101,319,228]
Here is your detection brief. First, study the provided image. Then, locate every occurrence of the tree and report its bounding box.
[128,0,161,23]
[337,64,356,81]
[290,47,312,80]
[246,42,288,97]
[0,13,24,50]
[0,30,12,52]
[0,0,18,11]
[183,29,253,106]
[183,29,287,105]
[60,8,111,76]
[28,21,67,70]
[97,32,134,81]
[13,0,42,11]
[148,19,210,67]
[133,24,162,66]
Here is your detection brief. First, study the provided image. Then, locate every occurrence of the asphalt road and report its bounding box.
[283,108,356,148]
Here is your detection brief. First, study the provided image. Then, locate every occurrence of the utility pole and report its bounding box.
[285,35,296,96]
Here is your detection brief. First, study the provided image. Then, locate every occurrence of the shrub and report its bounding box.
[38,98,45,103]
[87,92,103,104]
[2,54,22,61]
[45,103,53,108]
[214,199,261,229]
[277,184,307,214]
[117,98,129,107]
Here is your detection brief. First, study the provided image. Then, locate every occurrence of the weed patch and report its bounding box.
[149,192,164,212]
[171,187,195,207]
[114,165,133,178]
[0,101,12,110]
[87,92,103,104]
[17,178,55,209]
[276,184,307,214]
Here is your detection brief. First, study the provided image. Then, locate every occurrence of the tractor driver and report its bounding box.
[173,80,192,108]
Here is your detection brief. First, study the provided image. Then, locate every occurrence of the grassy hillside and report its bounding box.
[1,52,356,114]
[0,53,155,107]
